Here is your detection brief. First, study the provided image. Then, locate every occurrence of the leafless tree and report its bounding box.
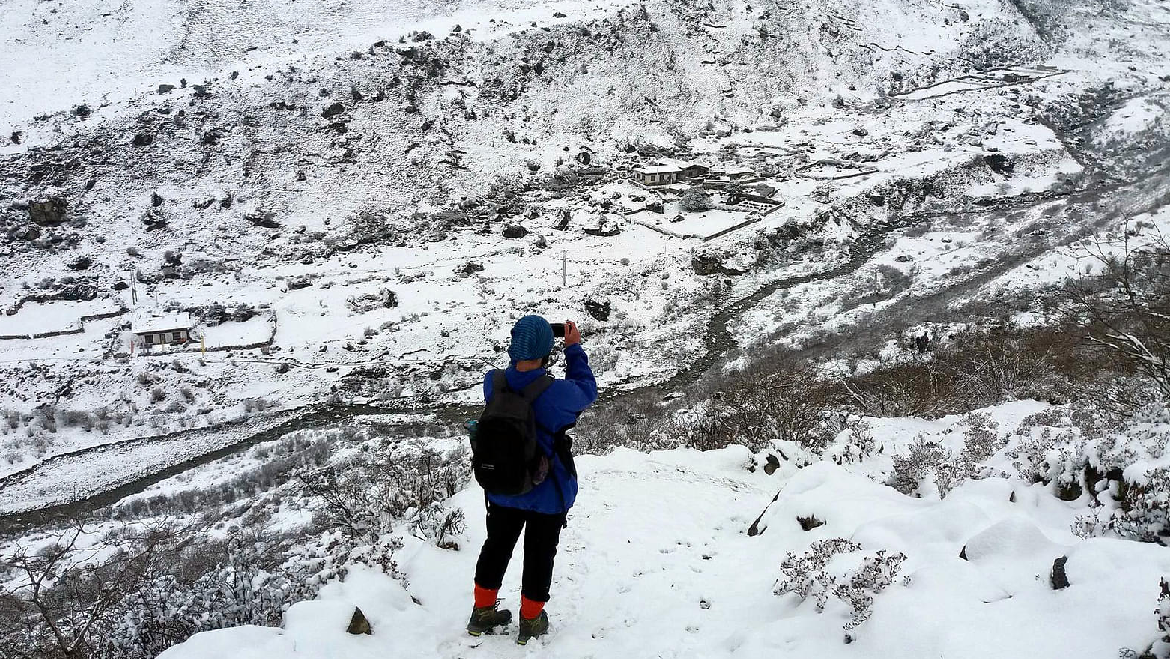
[1069,229,1170,397]
[0,522,176,659]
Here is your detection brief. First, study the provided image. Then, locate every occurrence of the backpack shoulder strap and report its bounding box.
[491,370,509,395]
[520,375,554,402]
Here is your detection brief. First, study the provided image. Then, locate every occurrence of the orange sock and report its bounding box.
[474,584,498,609]
[520,595,545,620]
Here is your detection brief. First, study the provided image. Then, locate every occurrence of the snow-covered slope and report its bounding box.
[156,403,1170,658]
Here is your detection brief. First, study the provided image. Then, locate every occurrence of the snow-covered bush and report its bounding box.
[888,436,953,497]
[775,538,906,632]
[1112,467,1170,544]
[679,187,712,212]
[302,441,469,546]
[1155,578,1170,658]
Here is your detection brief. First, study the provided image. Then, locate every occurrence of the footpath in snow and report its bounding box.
[160,437,1170,659]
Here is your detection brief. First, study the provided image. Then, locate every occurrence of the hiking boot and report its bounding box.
[516,611,549,645]
[467,603,512,636]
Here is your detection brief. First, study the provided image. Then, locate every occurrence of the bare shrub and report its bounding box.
[687,356,839,452]
[1067,232,1170,397]
[775,538,906,632]
[0,523,174,659]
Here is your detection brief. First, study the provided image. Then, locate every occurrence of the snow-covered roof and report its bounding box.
[635,164,682,174]
[131,311,192,334]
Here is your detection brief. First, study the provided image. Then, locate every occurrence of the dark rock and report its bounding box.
[220,195,233,210]
[646,201,664,214]
[959,545,967,560]
[158,84,175,94]
[1050,556,1069,589]
[691,253,743,276]
[286,276,311,290]
[68,256,92,271]
[246,211,281,229]
[322,102,346,119]
[192,84,211,98]
[275,362,291,374]
[202,131,220,146]
[459,261,485,277]
[142,210,167,231]
[797,514,824,531]
[583,225,621,237]
[502,224,528,239]
[584,298,611,321]
[72,104,92,118]
[296,171,307,182]
[852,127,868,137]
[10,131,22,145]
[151,192,164,208]
[28,198,68,225]
[1056,480,1082,501]
[113,281,129,291]
[13,224,41,241]
[132,133,154,147]
[867,193,885,206]
[347,607,373,635]
[983,153,1015,176]
[763,454,780,475]
[56,284,98,302]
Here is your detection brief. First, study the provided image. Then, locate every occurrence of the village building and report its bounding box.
[633,164,682,186]
[132,311,193,348]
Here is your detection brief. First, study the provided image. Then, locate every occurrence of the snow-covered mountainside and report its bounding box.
[2,0,1170,656]
[2,0,1169,503]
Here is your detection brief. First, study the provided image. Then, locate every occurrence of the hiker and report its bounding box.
[467,315,598,644]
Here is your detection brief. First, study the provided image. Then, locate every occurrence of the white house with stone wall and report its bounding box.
[131,311,193,348]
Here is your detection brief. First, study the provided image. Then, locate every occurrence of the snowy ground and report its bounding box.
[157,401,1170,658]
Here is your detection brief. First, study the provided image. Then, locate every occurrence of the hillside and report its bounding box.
[1,0,1169,656]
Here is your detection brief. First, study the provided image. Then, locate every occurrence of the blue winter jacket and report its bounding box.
[483,343,598,514]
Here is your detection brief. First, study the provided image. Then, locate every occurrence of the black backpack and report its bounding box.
[471,371,554,496]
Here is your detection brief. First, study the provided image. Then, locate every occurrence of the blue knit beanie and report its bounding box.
[508,315,554,362]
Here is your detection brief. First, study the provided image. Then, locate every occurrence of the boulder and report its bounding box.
[584,298,611,321]
[28,198,67,225]
[502,224,528,239]
[246,211,281,229]
[1050,555,1070,590]
[983,153,1014,176]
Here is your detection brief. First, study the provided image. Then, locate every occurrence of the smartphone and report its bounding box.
[551,323,566,338]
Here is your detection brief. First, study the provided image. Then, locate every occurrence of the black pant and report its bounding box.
[474,502,565,603]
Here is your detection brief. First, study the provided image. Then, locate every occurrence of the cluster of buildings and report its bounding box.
[631,159,757,187]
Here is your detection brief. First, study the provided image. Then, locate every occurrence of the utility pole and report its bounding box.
[562,250,567,287]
